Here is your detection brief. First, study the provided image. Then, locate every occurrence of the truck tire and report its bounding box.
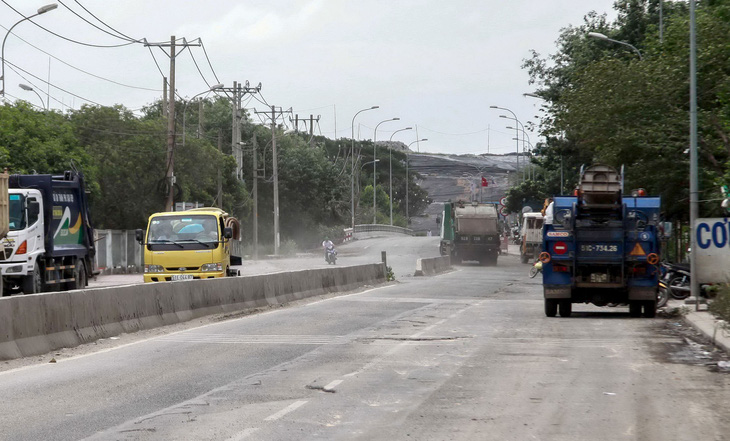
[21,262,43,294]
[643,300,657,318]
[558,301,572,317]
[629,301,642,317]
[66,260,87,290]
[544,299,558,317]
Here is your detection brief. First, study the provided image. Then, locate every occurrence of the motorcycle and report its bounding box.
[529,260,542,278]
[658,261,714,302]
[325,246,338,265]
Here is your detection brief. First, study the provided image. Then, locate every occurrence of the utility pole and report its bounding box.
[218,81,261,181]
[144,36,201,212]
[292,114,320,148]
[217,129,223,209]
[252,132,259,260]
[254,105,292,255]
[162,76,168,118]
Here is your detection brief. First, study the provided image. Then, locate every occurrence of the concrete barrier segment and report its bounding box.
[0,263,386,361]
[414,256,452,276]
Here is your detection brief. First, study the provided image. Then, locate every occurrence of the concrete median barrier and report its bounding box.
[0,263,386,361]
[414,256,451,276]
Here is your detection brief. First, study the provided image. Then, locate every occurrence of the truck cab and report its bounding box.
[520,212,544,263]
[0,170,96,294]
[137,208,240,282]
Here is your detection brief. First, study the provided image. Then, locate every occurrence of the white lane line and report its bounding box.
[323,380,343,391]
[264,400,308,421]
[225,427,260,441]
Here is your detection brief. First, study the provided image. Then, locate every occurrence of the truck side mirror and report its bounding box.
[28,201,40,219]
[223,227,233,239]
[135,229,145,244]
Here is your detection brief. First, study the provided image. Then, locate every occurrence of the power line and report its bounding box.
[2,0,137,48]
[5,60,102,105]
[72,0,140,42]
[199,40,221,84]
[57,0,141,43]
[0,23,159,91]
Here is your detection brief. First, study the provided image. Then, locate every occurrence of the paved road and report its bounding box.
[1,237,729,440]
[87,234,442,289]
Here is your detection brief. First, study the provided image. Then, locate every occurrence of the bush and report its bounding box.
[709,285,730,323]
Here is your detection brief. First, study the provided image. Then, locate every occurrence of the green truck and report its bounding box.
[439,201,500,266]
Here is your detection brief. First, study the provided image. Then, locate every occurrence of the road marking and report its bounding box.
[323,380,343,391]
[225,428,260,441]
[157,334,350,345]
[264,400,308,421]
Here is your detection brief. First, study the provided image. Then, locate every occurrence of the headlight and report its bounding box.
[201,263,222,272]
[145,264,164,273]
[6,265,24,273]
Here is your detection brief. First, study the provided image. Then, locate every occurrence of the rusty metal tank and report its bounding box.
[578,164,622,205]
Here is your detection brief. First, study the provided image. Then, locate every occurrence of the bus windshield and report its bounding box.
[148,214,219,249]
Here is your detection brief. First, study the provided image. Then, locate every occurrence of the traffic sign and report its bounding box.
[499,206,509,216]
[553,241,568,255]
[499,197,507,206]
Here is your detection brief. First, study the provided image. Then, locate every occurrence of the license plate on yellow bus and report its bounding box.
[171,274,193,281]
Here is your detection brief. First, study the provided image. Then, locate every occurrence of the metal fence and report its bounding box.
[93,229,244,275]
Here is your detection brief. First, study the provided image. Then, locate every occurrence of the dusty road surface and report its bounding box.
[1,236,728,440]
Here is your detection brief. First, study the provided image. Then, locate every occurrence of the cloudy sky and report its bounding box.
[0,0,618,155]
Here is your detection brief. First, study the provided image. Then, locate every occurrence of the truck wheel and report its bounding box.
[545,299,558,317]
[629,301,642,317]
[558,301,572,317]
[67,260,87,290]
[21,263,43,294]
[643,300,657,318]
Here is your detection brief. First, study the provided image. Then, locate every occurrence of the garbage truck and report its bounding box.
[0,167,97,294]
[440,201,500,265]
[540,164,661,318]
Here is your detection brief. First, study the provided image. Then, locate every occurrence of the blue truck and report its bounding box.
[541,165,661,318]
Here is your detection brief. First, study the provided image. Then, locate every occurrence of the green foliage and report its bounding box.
[523,0,730,222]
[386,265,395,281]
[709,285,730,324]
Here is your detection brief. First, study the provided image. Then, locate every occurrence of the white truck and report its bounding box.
[520,212,544,263]
[0,168,97,295]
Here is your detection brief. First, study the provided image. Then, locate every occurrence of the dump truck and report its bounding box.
[0,168,97,294]
[520,212,544,263]
[136,207,241,282]
[440,201,500,265]
[541,164,661,318]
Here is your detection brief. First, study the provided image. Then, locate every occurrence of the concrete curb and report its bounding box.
[0,263,386,361]
[414,256,451,276]
[683,310,730,355]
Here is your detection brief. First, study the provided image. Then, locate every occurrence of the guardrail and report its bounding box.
[353,224,415,236]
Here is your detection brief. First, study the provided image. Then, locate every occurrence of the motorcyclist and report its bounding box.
[322,237,335,261]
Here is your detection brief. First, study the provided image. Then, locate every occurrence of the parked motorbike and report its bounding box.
[658,261,713,302]
[325,246,338,265]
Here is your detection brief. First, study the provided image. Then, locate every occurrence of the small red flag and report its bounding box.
[481,176,488,187]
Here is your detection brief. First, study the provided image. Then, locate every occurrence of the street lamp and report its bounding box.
[18,83,45,110]
[182,83,224,147]
[490,105,521,180]
[358,159,380,196]
[1,3,58,97]
[587,31,643,60]
[351,106,379,229]
[406,138,427,222]
[373,117,399,223]
[389,126,412,225]
[506,123,532,180]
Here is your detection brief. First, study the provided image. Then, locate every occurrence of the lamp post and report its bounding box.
[587,32,643,60]
[1,3,57,97]
[373,118,399,223]
[490,105,521,180]
[18,83,45,110]
[506,124,532,180]
[182,83,224,147]
[359,159,380,195]
[389,127,412,225]
[406,138,427,223]
[351,106,379,229]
